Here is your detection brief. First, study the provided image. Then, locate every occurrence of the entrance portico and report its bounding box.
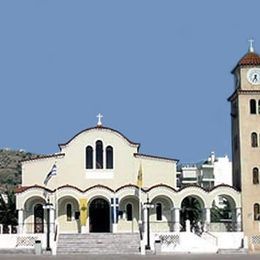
[16,184,241,235]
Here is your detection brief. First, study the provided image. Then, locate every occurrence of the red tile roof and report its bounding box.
[238,52,260,66]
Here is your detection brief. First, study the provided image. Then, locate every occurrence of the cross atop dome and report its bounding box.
[97,113,103,127]
[249,38,254,53]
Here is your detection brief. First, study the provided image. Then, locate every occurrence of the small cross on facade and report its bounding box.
[97,113,103,127]
[249,38,254,53]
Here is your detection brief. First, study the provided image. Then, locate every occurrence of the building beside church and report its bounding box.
[177,152,232,189]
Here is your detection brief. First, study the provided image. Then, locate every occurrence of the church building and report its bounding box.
[14,42,260,254]
[15,116,241,254]
[16,117,178,235]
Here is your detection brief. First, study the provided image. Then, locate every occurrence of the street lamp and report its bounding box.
[43,199,53,251]
[143,194,154,250]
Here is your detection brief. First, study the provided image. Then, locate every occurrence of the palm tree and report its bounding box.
[0,189,17,233]
[180,196,202,231]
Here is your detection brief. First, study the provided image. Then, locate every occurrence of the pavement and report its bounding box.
[0,254,260,260]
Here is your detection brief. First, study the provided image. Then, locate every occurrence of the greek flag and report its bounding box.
[44,164,57,185]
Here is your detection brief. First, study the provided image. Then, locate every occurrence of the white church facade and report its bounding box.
[15,119,242,253]
[12,42,260,254]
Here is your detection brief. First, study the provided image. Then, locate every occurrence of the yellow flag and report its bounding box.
[137,164,143,188]
[79,198,88,226]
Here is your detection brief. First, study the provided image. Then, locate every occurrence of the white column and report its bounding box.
[18,209,24,234]
[103,147,106,169]
[236,207,242,231]
[170,208,174,231]
[206,208,211,223]
[143,207,148,244]
[112,223,117,233]
[8,225,11,234]
[50,207,55,233]
[174,208,180,232]
[204,208,211,232]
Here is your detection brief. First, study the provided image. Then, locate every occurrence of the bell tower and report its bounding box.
[229,40,260,250]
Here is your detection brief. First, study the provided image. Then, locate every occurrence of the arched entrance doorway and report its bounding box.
[89,198,110,232]
[34,204,44,233]
[210,195,236,231]
[180,196,204,233]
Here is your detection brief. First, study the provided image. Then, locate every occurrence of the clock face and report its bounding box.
[247,68,260,85]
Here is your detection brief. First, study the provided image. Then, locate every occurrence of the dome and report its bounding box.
[237,51,260,66]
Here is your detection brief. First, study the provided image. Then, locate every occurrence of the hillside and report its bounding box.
[0,149,42,190]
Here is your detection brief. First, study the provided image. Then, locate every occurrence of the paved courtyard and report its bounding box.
[0,255,260,260]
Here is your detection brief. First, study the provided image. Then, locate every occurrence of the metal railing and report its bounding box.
[208,222,238,232]
[21,222,55,234]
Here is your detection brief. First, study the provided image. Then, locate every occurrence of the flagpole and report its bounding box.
[137,163,143,226]
[55,161,58,222]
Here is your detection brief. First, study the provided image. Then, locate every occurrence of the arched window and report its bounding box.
[106,146,113,169]
[86,146,93,169]
[66,204,72,222]
[251,133,258,147]
[250,99,257,114]
[253,168,259,184]
[254,203,260,220]
[126,203,133,221]
[156,203,162,221]
[258,100,260,114]
[96,140,103,169]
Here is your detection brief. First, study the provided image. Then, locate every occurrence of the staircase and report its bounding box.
[0,249,34,255]
[57,233,140,255]
[217,248,248,254]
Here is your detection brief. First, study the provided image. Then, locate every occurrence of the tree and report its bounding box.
[180,196,202,231]
[0,189,17,233]
[211,197,232,222]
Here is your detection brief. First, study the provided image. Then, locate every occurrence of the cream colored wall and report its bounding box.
[22,157,59,187]
[22,128,176,191]
[117,197,139,233]
[232,66,260,250]
[58,198,80,233]
[238,93,260,239]
[150,197,173,232]
[137,156,176,189]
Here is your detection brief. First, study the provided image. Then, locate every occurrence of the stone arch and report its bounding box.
[208,186,241,232]
[23,196,47,234]
[57,188,81,204]
[116,186,140,203]
[208,186,241,208]
[85,186,114,202]
[147,185,176,206]
[150,195,174,232]
[151,195,174,210]
[118,195,140,233]
[24,196,46,212]
[17,188,47,209]
[176,187,208,208]
[57,195,81,233]
[180,194,205,232]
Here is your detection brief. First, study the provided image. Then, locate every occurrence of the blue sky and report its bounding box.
[0,1,259,162]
